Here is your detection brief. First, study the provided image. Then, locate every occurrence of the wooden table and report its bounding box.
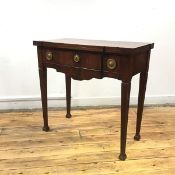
[33,38,154,160]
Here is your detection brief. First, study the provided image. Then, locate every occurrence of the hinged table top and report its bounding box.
[33,38,154,54]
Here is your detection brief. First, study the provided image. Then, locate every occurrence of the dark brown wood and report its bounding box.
[51,64,102,81]
[37,47,49,132]
[134,72,148,141]
[33,38,154,54]
[65,74,72,118]
[119,81,131,160]
[34,38,154,160]
[43,49,102,70]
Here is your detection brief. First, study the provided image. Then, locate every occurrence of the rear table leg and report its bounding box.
[65,75,72,118]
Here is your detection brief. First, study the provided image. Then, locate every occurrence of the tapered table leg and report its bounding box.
[134,72,148,141]
[39,67,50,132]
[119,81,131,161]
[65,74,72,118]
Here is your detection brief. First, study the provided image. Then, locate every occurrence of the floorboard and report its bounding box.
[0,107,174,175]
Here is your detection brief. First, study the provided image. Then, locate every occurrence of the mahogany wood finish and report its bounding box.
[134,72,148,141]
[119,81,131,160]
[37,48,49,132]
[34,38,154,160]
[65,75,71,118]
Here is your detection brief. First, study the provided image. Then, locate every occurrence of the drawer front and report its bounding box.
[102,54,131,80]
[43,49,102,70]
[41,48,129,80]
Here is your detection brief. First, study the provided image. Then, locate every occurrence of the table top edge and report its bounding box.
[33,38,154,54]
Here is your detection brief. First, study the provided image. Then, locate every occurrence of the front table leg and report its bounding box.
[39,67,50,132]
[134,72,148,141]
[65,74,72,118]
[119,81,131,160]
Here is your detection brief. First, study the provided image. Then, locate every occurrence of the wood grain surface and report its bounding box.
[0,107,174,175]
[33,38,154,54]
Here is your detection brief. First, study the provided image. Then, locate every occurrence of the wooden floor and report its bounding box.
[0,107,175,175]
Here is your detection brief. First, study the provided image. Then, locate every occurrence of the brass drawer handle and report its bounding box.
[107,58,117,70]
[73,54,80,63]
[46,51,53,61]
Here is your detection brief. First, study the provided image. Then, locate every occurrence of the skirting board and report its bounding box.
[0,95,175,110]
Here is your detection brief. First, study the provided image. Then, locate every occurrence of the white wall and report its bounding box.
[0,0,175,109]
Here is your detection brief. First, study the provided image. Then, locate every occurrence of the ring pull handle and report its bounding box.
[73,54,80,63]
[107,58,117,70]
[46,51,53,61]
